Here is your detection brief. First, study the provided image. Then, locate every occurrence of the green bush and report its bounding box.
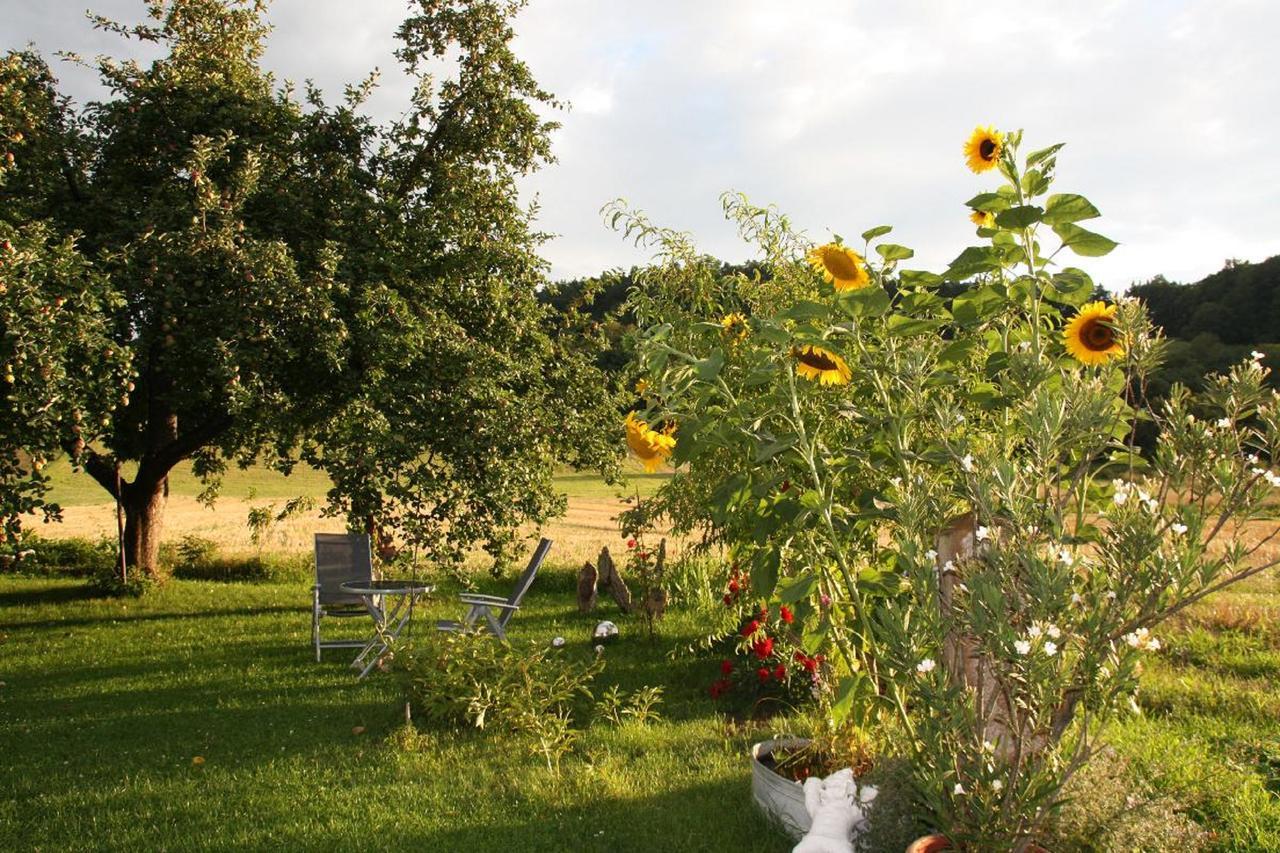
[16,535,117,577]
[397,630,604,772]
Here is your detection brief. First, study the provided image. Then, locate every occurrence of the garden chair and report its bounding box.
[312,532,379,662]
[436,538,552,641]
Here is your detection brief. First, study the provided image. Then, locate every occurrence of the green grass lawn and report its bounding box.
[2,566,1279,851]
[0,565,788,852]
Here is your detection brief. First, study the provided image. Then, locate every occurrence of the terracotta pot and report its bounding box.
[906,835,952,853]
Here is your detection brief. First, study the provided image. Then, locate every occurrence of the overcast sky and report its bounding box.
[4,0,1278,290]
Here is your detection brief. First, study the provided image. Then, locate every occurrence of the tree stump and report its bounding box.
[597,546,632,614]
[577,560,598,613]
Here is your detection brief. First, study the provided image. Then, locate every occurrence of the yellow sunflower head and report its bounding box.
[964,126,1004,174]
[720,312,749,344]
[1063,301,1124,366]
[792,344,852,386]
[969,209,996,229]
[807,243,871,291]
[635,378,650,396]
[624,411,677,473]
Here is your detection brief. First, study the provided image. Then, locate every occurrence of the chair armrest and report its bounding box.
[459,593,508,602]
[459,595,519,611]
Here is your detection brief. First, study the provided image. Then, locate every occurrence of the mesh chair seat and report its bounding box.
[312,533,378,661]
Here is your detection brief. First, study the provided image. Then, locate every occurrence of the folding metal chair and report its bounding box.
[312,533,379,662]
[436,538,552,641]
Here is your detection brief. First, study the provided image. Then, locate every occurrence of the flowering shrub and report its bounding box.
[617,128,1280,847]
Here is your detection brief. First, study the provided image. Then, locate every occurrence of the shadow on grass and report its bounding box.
[0,581,103,609]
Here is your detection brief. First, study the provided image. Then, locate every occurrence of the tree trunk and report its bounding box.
[122,475,168,578]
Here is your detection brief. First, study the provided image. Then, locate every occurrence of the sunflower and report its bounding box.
[1063,301,1124,366]
[964,126,1004,174]
[792,344,852,386]
[625,411,677,472]
[969,209,996,228]
[807,243,871,291]
[721,312,749,343]
[634,378,650,395]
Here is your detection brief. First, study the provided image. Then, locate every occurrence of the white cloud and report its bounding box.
[5,0,1278,288]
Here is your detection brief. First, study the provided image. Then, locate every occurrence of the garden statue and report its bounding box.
[792,768,875,853]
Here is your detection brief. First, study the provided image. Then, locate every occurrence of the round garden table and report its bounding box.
[339,579,435,679]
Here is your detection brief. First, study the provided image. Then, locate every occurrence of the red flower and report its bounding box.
[780,605,794,624]
[728,579,739,594]
[758,606,769,622]
[757,667,771,682]
[751,636,774,659]
[626,538,636,549]
[773,664,786,680]
[709,678,731,699]
[720,659,733,676]
[780,479,791,492]
[741,620,760,638]
[802,656,818,674]
[722,593,733,606]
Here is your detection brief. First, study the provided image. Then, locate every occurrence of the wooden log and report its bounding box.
[642,539,668,619]
[577,560,598,613]
[597,546,632,614]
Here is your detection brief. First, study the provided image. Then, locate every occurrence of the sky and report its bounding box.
[3,0,1278,291]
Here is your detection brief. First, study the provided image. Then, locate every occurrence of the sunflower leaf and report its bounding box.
[778,300,831,322]
[1026,142,1066,168]
[754,436,797,463]
[861,225,892,241]
[887,315,943,337]
[996,205,1043,229]
[695,349,724,382]
[1048,268,1095,307]
[778,572,819,605]
[750,547,780,597]
[1043,193,1101,226]
[875,243,915,261]
[899,269,943,288]
[966,192,1009,213]
[1053,222,1118,257]
[836,287,891,319]
[945,246,1002,279]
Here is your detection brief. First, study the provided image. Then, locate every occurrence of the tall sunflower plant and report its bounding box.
[616,128,1280,848]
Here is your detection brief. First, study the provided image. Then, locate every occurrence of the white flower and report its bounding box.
[925,549,938,563]
[954,783,966,796]
[1266,472,1280,489]
[1014,640,1031,655]
[981,740,994,753]
[1248,453,1260,464]
[1071,593,1083,605]
[1170,522,1188,536]
[960,454,975,472]
[1217,417,1232,429]
[889,476,902,489]
[916,658,936,674]
[551,636,566,648]
[1043,641,1058,656]
[941,560,956,575]
[1106,590,1117,601]
[1057,549,1074,566]
[1046,624,1062,640]
[1124,631,1141,648]
[1027,623,1043,639]
[1252,467,1267,477]
[991,779,1004,793]
[975,526,991,542]
[1147,637,1161,652]
[1252,350,1265,361]
[594,644,605,655]
[1112,490,1128,507]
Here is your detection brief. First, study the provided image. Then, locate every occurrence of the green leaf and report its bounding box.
[778,300,832,322]
[1053,222,1118,257]
[887,315,943,337]
[830,673,875,727]
[875,243,914,262]
[945,246,1002,280]
[778,573,818,605]
[695,349,724,382]
[1048,268,1095,307]
[937,338,979,366]
[965,193,1009,213]
[1026,142,1065,168]
[861,225,893,241]
[995,205,1043,229]
[754,436,797,463]
[899,269,943,288]
[836,286,891,319]
[1043,193,1100,226]
[750,548,780,598]
[753,325,790,346]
